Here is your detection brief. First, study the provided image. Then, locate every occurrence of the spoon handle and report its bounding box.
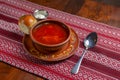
[71,49,87,74]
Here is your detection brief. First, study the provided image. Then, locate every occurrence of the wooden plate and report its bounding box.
[22,29,79,62]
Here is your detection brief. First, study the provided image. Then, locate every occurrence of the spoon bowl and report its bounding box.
[71,32,98,74]
[84,32,97,49]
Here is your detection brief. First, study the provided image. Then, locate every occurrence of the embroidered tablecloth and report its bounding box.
[0,0,120,80]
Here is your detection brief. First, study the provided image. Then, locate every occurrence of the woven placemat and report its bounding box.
[0,0,120,79]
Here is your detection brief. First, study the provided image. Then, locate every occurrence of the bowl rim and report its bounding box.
[30,19,71,47]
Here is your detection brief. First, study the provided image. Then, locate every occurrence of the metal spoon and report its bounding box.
[71,32,98,74]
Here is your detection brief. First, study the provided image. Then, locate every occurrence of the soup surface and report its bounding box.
[32,23,68,45]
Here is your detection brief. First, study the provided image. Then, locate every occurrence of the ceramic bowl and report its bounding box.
[30,19,71,53]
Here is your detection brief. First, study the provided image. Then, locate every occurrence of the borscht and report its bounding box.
[32,22,68,45]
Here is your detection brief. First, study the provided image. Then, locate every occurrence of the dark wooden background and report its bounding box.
[0,0,120,80]
[28,0,120,28]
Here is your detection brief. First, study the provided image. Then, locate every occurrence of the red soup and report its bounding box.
[32,23,68,45]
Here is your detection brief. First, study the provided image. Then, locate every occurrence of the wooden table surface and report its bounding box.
[0,0,120,80]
